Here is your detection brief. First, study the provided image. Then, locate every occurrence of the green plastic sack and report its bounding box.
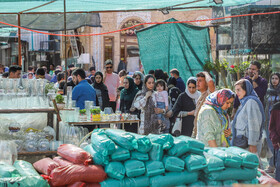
[105,162,126,180]
[167,138,190,157]
[240,178,259,184]
[225,147,259,169]
[203,153,225,173]
[163,156,185,172]
[100,178,122,187]
[0,162,20,178]
[178,136,204,155]
[13,160,40,177]
[223,180,238,186]
[149,143,163,161]
[131,133,152,153]
[145,161,165,177]
[124,160,145,177]
[105,129,138,150]
[131,151,149,161]
[101,176,150,187]
[206,168,258,181]
[0,176,49,187]
[91,129,116,156]
[207,148,242,168]
[150,170,199,187]
[205,180,223,186]
[83,144,109,165]
[189,181,206,186]
[111,146,130,161]
[147,134,174,150]
[184,154,207,172]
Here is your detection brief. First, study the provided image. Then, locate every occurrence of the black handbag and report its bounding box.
[233,135,249,149]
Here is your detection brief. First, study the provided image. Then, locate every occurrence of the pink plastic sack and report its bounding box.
[50,164,107,186]
[258,169,279,185]
[33,158,59,175]
[57,144,92,166]
[53,156,73,167]
[67,182,101,187]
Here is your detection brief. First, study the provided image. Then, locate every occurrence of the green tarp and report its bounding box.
[137,18,212,82]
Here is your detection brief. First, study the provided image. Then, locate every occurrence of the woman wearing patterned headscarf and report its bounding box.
[197,89,235,147]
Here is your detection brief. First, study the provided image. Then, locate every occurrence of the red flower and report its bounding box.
[230,65,235,68]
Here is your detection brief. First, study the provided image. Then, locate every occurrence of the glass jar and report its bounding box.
[38,139,50,151]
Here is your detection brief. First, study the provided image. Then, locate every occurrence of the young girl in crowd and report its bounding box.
[155,79,169,132]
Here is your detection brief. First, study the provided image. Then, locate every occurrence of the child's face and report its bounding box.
[156,84,164,92]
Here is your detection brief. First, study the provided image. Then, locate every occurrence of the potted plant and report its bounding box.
[79,109,87,121]
[55,94,65,109]
[90,108,101,121]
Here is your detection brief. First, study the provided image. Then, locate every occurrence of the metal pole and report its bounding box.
[17,13,22,66]
[64,0,68,95]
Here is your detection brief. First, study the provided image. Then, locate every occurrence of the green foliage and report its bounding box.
[79,109,86,114]
[45,82,57,95]
[55,94,64,104]
[90,108,101,114]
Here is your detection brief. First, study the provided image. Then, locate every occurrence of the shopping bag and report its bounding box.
[172,117,182,136]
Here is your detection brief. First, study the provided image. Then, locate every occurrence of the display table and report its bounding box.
[18,151,57,157]
[68,120,140,130]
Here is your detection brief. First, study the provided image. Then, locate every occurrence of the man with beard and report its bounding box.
[72,68,96,109]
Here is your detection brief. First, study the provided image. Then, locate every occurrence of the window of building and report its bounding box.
[104,36,114,63]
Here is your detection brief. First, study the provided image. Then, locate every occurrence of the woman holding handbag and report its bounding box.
[197,89,235,147]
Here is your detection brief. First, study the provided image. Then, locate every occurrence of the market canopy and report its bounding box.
[0,0,262,13]
[137,18,212,83]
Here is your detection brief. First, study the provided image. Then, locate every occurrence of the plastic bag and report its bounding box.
[123,176,150,187]
[0,162,20,178]
[206,168,258,181]
[100,178,122,187]
[0,176,49,187]
[163,156,185,172]
[0,140,18,165]
[53,156,73,167]
[111,146,130,161]
[223,180,238,186]
[205,180,223,186]
[33,158,59,175]
[149,143,163,161]
[131,133,152,153]
[189,181,206,186]
[131,151,149,161]
[225,146,259,169]
[91,129,116,156]
[83,145,109,166]
[67,182,101,187]
[50,164,107,186]
[150,170,199,187]
[184,154,207,172]
[14,160,40,177]
[203,153,225,173]
[147,134,174,150]
[207,148,242,168]
[167,138,190,157]
[105,129,138,150]
[241,178,259,184]
[57,144,92,165]
[105,162,126,180]
[145,161,165,177]
[124,160,145,178]
[177,136,204,155]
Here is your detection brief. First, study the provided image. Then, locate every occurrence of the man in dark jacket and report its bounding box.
[170,68,185,92]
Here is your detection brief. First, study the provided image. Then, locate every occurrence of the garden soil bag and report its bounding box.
[149,143,163,161]
[105,162,126,180]
[105,129,138,150]
[14,160,40,177]
[177,136,204,155]
[67,182,100,187]
[58,144,92,165]
[0,162,20,178]
[206,167,258,181]
[223,180,238,186]
[83,145,109,165]
[33,158,59,175]
[110,145,130,161]
[101,176,150,187]
[167,138,190,157]
[203,153,225,173]
[53,156,73,167]
[205,180,223,186]
[131,133,152,153]
[91,129,116,156]
[183,154,207,172]
[150,170,199,187]
[163,156,185,172]
[145,161,165,177]
[124,160,145,177]
[131,151,149,161]
[207,148,242,168]
[147,134,174,150]
[0,176,49,187]
[225,146,259,168]
[190,181,206,186]
[50,164,107,186]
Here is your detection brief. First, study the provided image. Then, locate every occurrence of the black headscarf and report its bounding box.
[93,71,106,90]
[267,73,280,96]
[120,77,139,101]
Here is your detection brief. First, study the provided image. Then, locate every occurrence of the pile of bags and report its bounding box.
[32,144,107,186]
[0,160,49,187]
[83,129,261,187]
